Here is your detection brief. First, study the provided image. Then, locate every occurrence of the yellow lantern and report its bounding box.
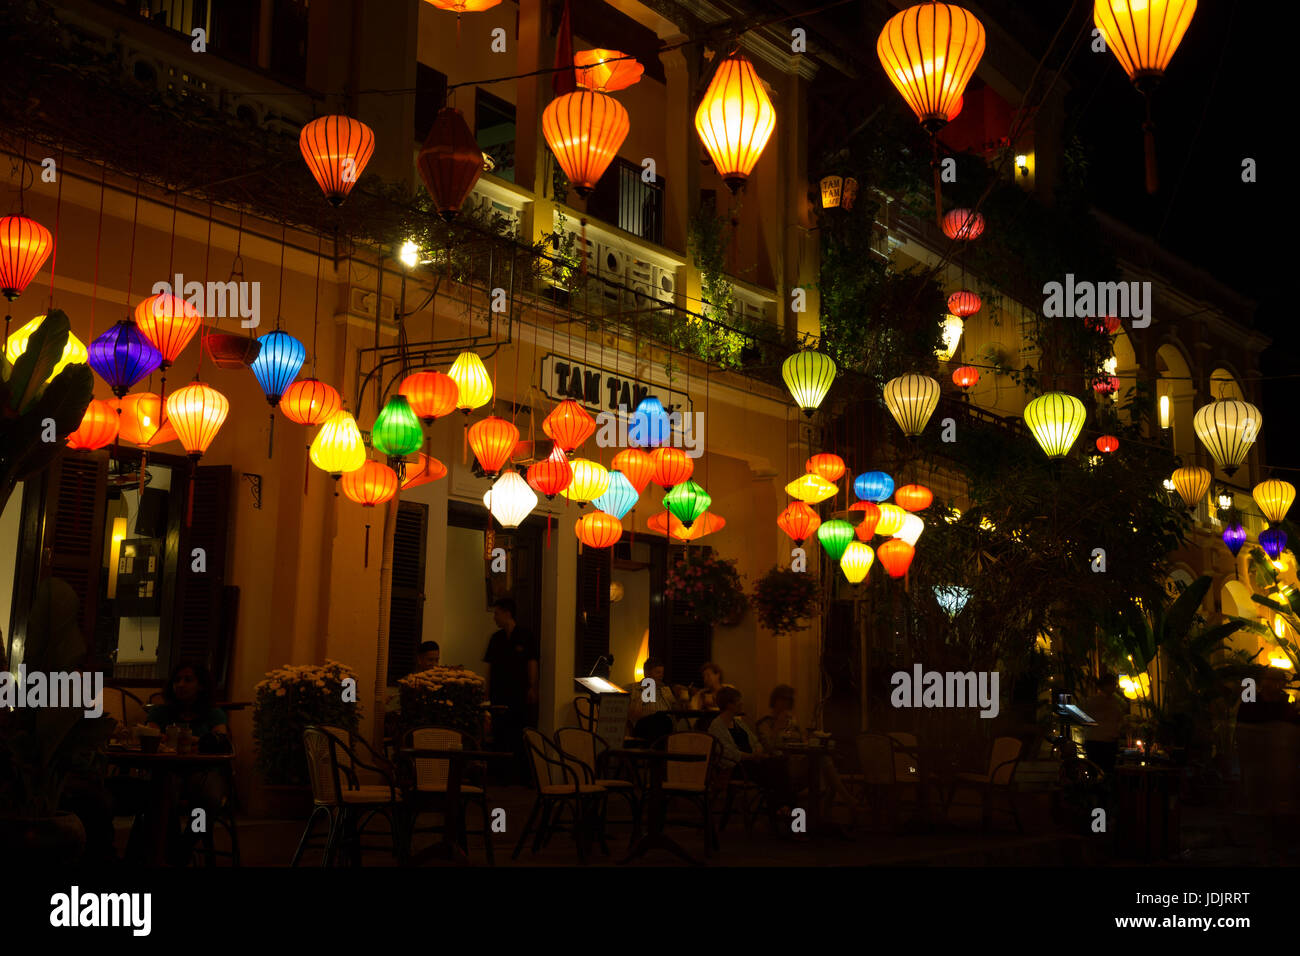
[1254,479,1297,525]
[840,541,875,583]
[782,349,837,416]
[562,458,610,504]
[875,503,908,537]
[310,409,367,476]
[883,374,940,437]
[1023,391,1086,458]
[448,351,493,412]
[877,2,986,132]
[785,473,838,504]
[1093,0,1197,84]
[935,314,964,361]
[5,314,88,382]
[1170,465,1211,510]
[1193,398,1260,477]
[694,51,776,193]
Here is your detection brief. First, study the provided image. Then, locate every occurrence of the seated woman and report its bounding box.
[708,686,797,822]
[755,684,854,821]
[690,662,725,712]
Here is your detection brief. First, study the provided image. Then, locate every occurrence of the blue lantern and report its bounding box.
[854,471,895,503]
[1260,528,1288,560]
[594,470,639,520]
[250,329,306,406]
[628,396,671,448]
[1222,523,1246,557]
[87,320,163,398]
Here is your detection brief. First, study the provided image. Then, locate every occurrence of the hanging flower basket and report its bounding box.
[397,666,488,740]
[664,551,747,626]
[752,566,821,636]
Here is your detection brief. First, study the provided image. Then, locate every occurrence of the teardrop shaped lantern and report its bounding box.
[947,290,981,318]
[281,378,342,426]
[952,365,979,390]
[1193,398,1261,477]
[542,90,630,196]
[372,394,425,458]
[484,469,538,528]
[883,374,940,437]
[1254,480,1296,525]
[543,399,596,454]
[877,2,986,132]
[650,447,693,489]
[816,519,856,561]
[1024,392,1086,458]
[574,49,645,92]
[895,484,933,512]
[467,416,519,476]
[875,504,909,538]
[840,541,875,584]
[935,314,964,361]
[342,460,399,507]
[527,447,573,499]
[785,473,838,505]
[246,329,305,407]
[448,351,493,413]
[114,393,178,448]
[612,447,655,494]
[777,501,821,544]
[165,381,230,460]
[1260,528,1289,561]
[563,458,611,504]
[66,399,119,451]
[851,501,881,541]
[877,538,916,578]
[940,208,984,240]
[629,396,671,448]
[782,350,836,416]
[310,409,367,476]
[806,453,846,483]
[694,51,776,193]
[5,315,88,382]
[134,294,202,368]
[0,216,54,301]
[1170,465,1211,510]
[894,513,925,547]
[854,472,895,503]
[663,479,711,529]
[575,510,623,549]
[417,107,484,221]
[673,511,725,542]
[593,470,639,520]
[88,320,163,397]
[1222,522,1246,557]
[299,115,375,206]
[400,370,459,423]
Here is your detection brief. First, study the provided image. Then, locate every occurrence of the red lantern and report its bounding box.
[299,115,375,206]
[947,290,981,318]
[281,378,342,426]
[575,510,623,549]
[543,399,596,454]
[850,501,881,541]
[165,381,229,459]
[113,393,178,447]
[895,484,933,512]
[612,447,655,494]
[1096,435,1119,454]
[467,416,519,475]
[66,399,119,451]
[342,460,399,506]
[527,449,573,499]
[941,208,984,241]
[806,452,846,483]
[877,538,915,578]
[1093,375,1120,395]
[417,107,484,222]
[952,366,979,389]
[1085,315,1121,335]
[0,216,54,301]
[134,294,202,368]
[402,453,448,489]
[777,501,821,544]
[651,447,693,488]
[400,370,459,424]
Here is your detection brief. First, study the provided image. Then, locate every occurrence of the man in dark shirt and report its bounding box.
[483,597,539,783]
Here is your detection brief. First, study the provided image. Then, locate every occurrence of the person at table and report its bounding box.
[146,662,230,743]
[415,641,441,671]
[484,597,540,783]
[690,662,725,711]
[1079,671,1126,775]
[757,684,854,818]
[709,686,797,822]
[629,656,677,741]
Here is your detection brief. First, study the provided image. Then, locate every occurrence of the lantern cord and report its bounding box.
[267,410,275,460]
[166,189,179,286]
[930,137,943,229]
[88,166,106,342]
[198,202,213,378]
[311,232,323,373]
[275,221,287,329]
[1142,92,1158,195]
[125,177,142,315]
[186,460,196,528]
[46,146,65,309]
[364,523,371,569]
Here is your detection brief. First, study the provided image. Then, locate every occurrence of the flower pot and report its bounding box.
[0,811,86,866]
[247,782,313,820]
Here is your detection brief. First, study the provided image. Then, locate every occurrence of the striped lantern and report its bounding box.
[883,374,940,436]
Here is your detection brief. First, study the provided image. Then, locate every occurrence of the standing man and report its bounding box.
[484,597,539,784]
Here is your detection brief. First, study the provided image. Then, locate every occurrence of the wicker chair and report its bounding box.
[572,696,596,732]
[555,726,640,845]
[398,726,495,865]
[854,732,907,829]
[944,736,1024,831]
[513,728,607,863]
[660,731,719,855]
[292,725,402,866]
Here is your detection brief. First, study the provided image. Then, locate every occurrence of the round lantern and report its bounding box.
[816,519,855,561]
[165,381,229,460]
[543,399,597,454]
[782,350,836,416]
[877,539,915,578]
[0,216,54,301]
[6,315,88,382]
[134,294,202,368]
[448,351,493,412]
[542,90,629,196]
[299,115,375,206]
[88,320,163,397]
[1023,391,1086,458]
[650,447,693,488]
[1193,398,1261,477]
[895,484,933,512]
[248,329,306,407]
[694,51,776,193]
[840,541,875,584]
[820,175,843,209]
[786,473,838,504]
[1261,528,1288,561]
[875,503,908,537]
[114,393,178,447]
[612,447,655,494]
[894,513,925,547]
[1170,465,1211,510]
[1254,480,1297,525]
[593,470,639,520]
[952,366,979,390]
[629,396,671,448]
[372,394,425,458]
[777,501,821,544]
[877,2,986,131]
[527,447,573,499]
[663,479,711,528]
[203,331,261,369]
[310,409,367,476]
[854,471,895,503]
[940,208,984,240]
[1086,315,1121,335]
[484,470,538,528]
[1093,0,1196,83]
[806,452,846,483]
[65,399,119,451]
[673,511,725,542]
[851,501,881,541]
[403,453,448,490]
[468,416,519,475]
[883,374,940,437]
[417,107,483,221]
[400,370,459,423]
[947,290,981,318]
[563,458,610,503]
[281,378,342,426]
[935,314,964,361]
[575,510,623,549]
[574,49,644,92]
[1096,435,1119,454]
[342,460,399,507]
[1222,522,1247,558]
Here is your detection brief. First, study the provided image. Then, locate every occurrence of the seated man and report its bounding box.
[629,657,676,742]
[415,641,441,672]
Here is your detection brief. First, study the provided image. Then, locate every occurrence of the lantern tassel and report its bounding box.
[364,523,371,569]
[580,218,588,277]
[186,460,196,528]
[267,410,275,460]
[138,450,148,497]
[462,420,469,464]
[304,445,311,496]
[3,312,10,352]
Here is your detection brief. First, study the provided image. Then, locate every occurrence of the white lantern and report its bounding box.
[894,512,925,546]
[483,470,538,528]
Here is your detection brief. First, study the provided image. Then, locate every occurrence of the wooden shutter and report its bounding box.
[650,543,713,687]
[172,465,232,691]
[387,500,428,685]
[41,451,110,644]
[574,544,611,676]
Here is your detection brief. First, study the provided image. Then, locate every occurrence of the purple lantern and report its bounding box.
[1260,528,1288,560]
[88,319,163,398]
[1222,523,1246,557]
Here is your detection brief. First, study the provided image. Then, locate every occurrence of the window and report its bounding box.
[387,501,428,685]
[586,157,665,245]
[414,63,449,144]
[475,89,516,183]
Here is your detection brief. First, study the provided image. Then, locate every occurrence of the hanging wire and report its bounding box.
[88,166,106,343]
[45,145,65,309]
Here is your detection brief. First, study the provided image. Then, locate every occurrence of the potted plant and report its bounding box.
[664,551,747,626]
[752,567,821,636]
[396,666,487,741]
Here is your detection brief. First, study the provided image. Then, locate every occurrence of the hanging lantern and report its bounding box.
[611,447,655,494]
[1193,398,1261,477]
[402,453,448,490]
[777,501,821,544]
[1170,465,1211,510]
[343,460,399,507]
[817,519,856,561]
[806,452,846,483]
[542,90,629,196]
[165,381,229,460]
[5,315,88,382]
[877,539,915,578]
[895,484,933,512]
[841,177,860,210]
[448,352,493,412]
[851,501,881,541]
[663,479,711,528]
[574,49,644,92]
[593,470,639,520]
[840,541,875,584]
[528,447,573,499]
[877,2,986,132]
[694,51,776,193]
[1092,374,1120,395]
[629,396,671,448]
[467,416,519,476]
[820,175,843,209]
[1254,480,1296,525]
[417,107,484,222]
[1086,315,1121,335]
[400,370,459,423]
[65,399,119,451]
[1222,522,1247,558]
[935,314,964,362]
[88,320,163,397]
[785,473,838,505]
[875,503,908,537]
[310,409,367,476]
[1024,391,1086,458]
[203,331,261,369]
[647,510,686,537]
[934,585,971,619]
[952,366,979,390]
[650,447,693,488]
[281,378,342,426]
[894,513,925,547]
[114,393,178,447]
[782,350,836,416]
[1261,528,1288,561]
[299,115,375,206]
[424,0,503,11]
[563,458,610,503]
[484,470,538,528]
[673,511,725,542]
[575,510,623,549]
[372,394,425,457]
[940,208,984,240]
[854,471,895,503]
[544,399,597,454]
[883,374,941,437]
[249,329,306,406]
[947,290,981,318]
[0,216,54,301]
[1096,435,1119,454]
[134,294,202,368]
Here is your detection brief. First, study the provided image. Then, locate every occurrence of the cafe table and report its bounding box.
[398,747,513,866]
[607,747,707,865]
[779,740,847,837]
[105,747,235,866]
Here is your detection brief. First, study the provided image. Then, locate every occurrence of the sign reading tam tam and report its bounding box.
[540,353,693,416]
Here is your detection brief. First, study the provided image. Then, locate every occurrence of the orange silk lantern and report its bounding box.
[877,2,985,132]
[952,366,979,389]
[467,416,519,476]
[850,501,881,541]
[299,115,375,206]
[947,290,981,317]
[647,510,686,537]
[895,484,933,512]
[650,447,693,488]
[543,399,596,454]
[399,370,459,424]
[281,378,342,426]
[877,538,915,578]
[941,208,984,240]
[612,447,655,494]
[402,453,448,490]
[806,453,846,483]
[417,107,484,222]
[574,49,644,92]
[674,511,725,541]
[66,399,119,451]
[575,510,623,549]
[527,447,572,499]
[114,393,178,447]
[694,51,776,193]
[0,216,54,302]
[342,460,399,507]
[777,501,821,544]
[424,0,502,11]
[542,90,629,197]
[165,381,229,459]
[134,293,202,368]
[1096,435,1119,454]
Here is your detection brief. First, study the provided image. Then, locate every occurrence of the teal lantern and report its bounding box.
[594,470,639,520]
[816,519,855,561]
[371,394,424,457]
[663,479,711,527]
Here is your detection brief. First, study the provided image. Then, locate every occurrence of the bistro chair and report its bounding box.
[572,696,596,732]
[292,725,402,866]
[514,728,607,863]
[399,726,495,865]
[944,736,1025,832]
[660,731,719,855]
[555,726,641,844]
[853,732,910,829]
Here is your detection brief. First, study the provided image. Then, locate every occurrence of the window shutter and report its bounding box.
[37,451,110,647]
[388,500,428,685]
[651,543,712,687]
[574,544,611,675]
[172,465,233,693]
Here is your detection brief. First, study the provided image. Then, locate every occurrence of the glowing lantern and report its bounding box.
[1096,435,1119,454]
[467,416,519,475]
[894,513,925,547]
[281,378,342,426]
[400,370,459,423]
[114,393,178,447]
[854,471,895,503]
[593,470,639,520]
[947,290,981,317]
[840,541,875,584]
[574,49,644,92]
[310,410,367,476]
[0,216,53,301]
[5,315,87,382]
[1023,392,1086,458]
[953,366,979,390]
[372,394,425,458]
[875,504,908,537]
[1170,465,1211,510]
[883,374,940,436]
[165,381,229,460]
[527,447,572,499]
[877,2,986,131]
[1222,523,1246,557]
[777,501,821,544]
[806,453,846,483]
[647,511,686,537]
[895,484,933,512]
[88,320,163,397]
[134,294,202,368]
[299,115,375,206]
[343,460,399,507]
[417,107,483,222]
[1093,374,1120,395]
[629,396,671,448]
[563,458,610,503]
[575,510,623,549]
[1086,315,1121,335]
[1261,529,1288,561]
[940,208,984,240]
[542,90,629,196]
[544,399,596,454]
[1193,398,1261,476]
[448,352,493,412]
[782,350,836,416]
[877,539,915,578]
[1254,480,1296,525]
[249,329,306,406]
[612,448,655,494]
[673,511,726,542]
[935,314,964,361]
[816,519,855,561]
[484,470,538,528]
[663,479,711,528]
[66,399,119,451]
[850,501,881,541]
[934,585,971,618]
[820,176,843,209]
[403,453,448,490]
[694,51,776,193]
[424,0,502,11]
[650,447,693,488]
[786,473,838,505]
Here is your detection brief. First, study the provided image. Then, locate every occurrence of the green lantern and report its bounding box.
[816,519,855,561]
[371,394,424,457]
[663,479,711,528]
